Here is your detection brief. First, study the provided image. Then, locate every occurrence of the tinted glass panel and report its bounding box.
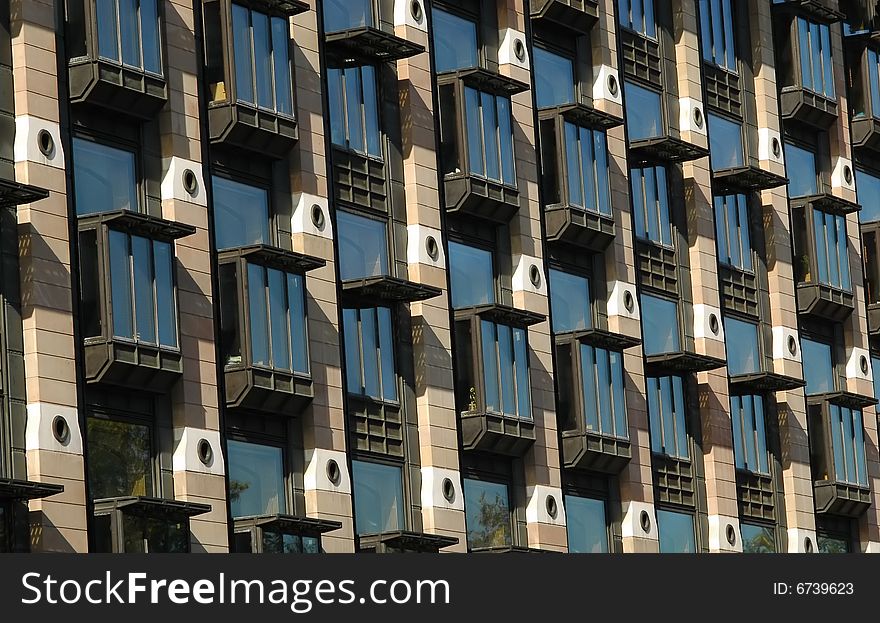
[624,82,662,140]
[109,230,134,340]
[337,210,388,280]
[549,270,591,333]
[449,242,494,308]
[631,166,672,246]
[323,0,372,32]
[618,0,656,37]
[74,139,138,216]
[741,523,776,553]
[132,235,156,344]
[227,440,285,517]
[708,113,744,170]
[232,4,254,104]
[714,194,752,271]
[352,461,404,536]
[432,8,478,72]
[801,338,834,395]
[856,169,880,223]
[87,417,153,499]
[565,124,611,215]
[581,344,629,438]
[154,241,177,348]
[699,0,736,72]
[534,47,575,108]
[212,177,270,250]
[565,496,608,553]
[784,143,818,197]
[731,394,769,474]
[725,317,760,375]
[97,0,120,61]
[657,509,696,553]
[641,294,680,355]
[463,479,511,549]
[647,375,689,458]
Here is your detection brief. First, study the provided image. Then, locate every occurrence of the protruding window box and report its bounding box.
[807,396,875,517]
[438,70,528,224]
[67,0,167,118]
[358,530,459,553]
[454,304,543,457]
[92,496,210,553]
[712,165,788,194]
[729,371,806,393]
[868,303,880,336]
[218,245,325,414]
[78,211,194,392]
[541,102,623,132]
[850,115,880,152]
[779,87,838,128]
[324,28,424,66]
[644,351,727,375]
[203,0,306,158]
[796,284,854,320]
[557,330,640,474]
[627,136,710,166]
[0,179,50,208]
[529,0,599,34]
[791,193,860,217]
[233,514,341,553]
[0,479,63,552]
[341,276,441,304]
[771,0,844,24]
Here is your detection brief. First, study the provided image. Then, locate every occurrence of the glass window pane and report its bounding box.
[841,407,857,484]
[268,268,290,369]
[87,417,152,499]
[232,3,254,105]
[798,18,813,91]
[497,324,516,415]
[801,338,834,394]
[580,127,597,212]
[449,242,494,308]
[754,397,769,474]
[343,307,361,394]
[481,91,500,181]
[647,376,662,454]
[247,263,269,366]
[227,440,285,517]
[132,235,156,344]
[657,167,671,245]
[463,479,511,549]
[714,197,730,266]
[533,48,575,108]
[836,215,851,290]
[288,273,308,374]
[327,68,346,147]
[513,327,531,419]
[830,404,846,481]
[660,375,676,456]
[212,176,270,250]
[465,87,484,177]
[344,67,365,153]
[565,496,608,553]
[641,294,680,355]
[596,348,613,434]
[141,0,161,74]
[97,0,120,61]
[814,211,830,284]
[497,96,515,185]
[817,534,849,553]
[870,50,880,118]
[323,0,372,32]
[820,23,834,97]
[378,307,397,402]
[721,0,736,71]
[857,169,880,223]
[672,376,688,458]
[352,461,404,535]
[73,139,138,216]
[549,269,591,333]
[610,350,628,438]
[736,194,752,271]
[594,130,611,215]
[271,17,293,115]
[657,509,696,553]
[854,410,867,486]
[711,0,724,71]
[362,66,381,158]
[731,395,745,469]
[741,523,776,553]
[784,142,818,197]
[360,308,380,399]
[699,0,712,64]
[109,230,133,340]
[120,0,140,67]
[742,394,757,471]
[565,123,583,208]
[624,82,663,141]
[724,316,760,375]
[643,167,659,243]
[708,113,744,170]
[631,165,646,238]
[252,11,273,109]
[337,210,388,280]
[432,8,478,73]
[153,241,176,348]
[481,320,500,412]
[581,344,599,431]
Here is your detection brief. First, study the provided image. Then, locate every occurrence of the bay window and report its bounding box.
[699,0,736,72]
[647,374,689,459]
[714,194,752,271]
[798,17,834,99]
[343,307,397,403]
[328,66,381,159]
[618,0,656,38]
[812,210,851,290]
[96,0,161,73]
[631,166,672,247]
[230,4,293,116]
[476,319,531,419]
[245,264,309,374]
[827,405,868,488]
[465,87,515,186]
[562,124,611,215]
[322,0,422,64]
[730,394,770,474]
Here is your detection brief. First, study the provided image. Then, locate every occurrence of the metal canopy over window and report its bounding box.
[322,0,423,65]
[92,496,211,553]
[530,0,599,34]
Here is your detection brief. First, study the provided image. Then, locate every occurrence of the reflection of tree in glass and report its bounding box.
[818,537,848,554]
[468,491,511,549]
[87,419,152,499]
[742,529,776,553]
[122,515,188,553]
[228,480,249,504]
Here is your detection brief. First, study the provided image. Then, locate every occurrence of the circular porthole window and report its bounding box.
[197,438,213,466]
[410,0,423,22]
[639,510,651,533]
[787,335,798,357]
[529,264,542,288]
[607,73,619,97]
[692,106,704,129]
[709,313,720,336]
[726,524,737,546]
[442,478,455,503]
[37,129,55,158]
[311,204,326,231]
[182,169,199,196]
[546,495,558,519]
[844,165,853,186]
[771,137,781,159]
[52,415,70,445]
[860,355,869,375]
[326,459,341,485]
[426,235,439,261]
[514,39,526,63]
[624,290,635,313]
[804,537,814,553]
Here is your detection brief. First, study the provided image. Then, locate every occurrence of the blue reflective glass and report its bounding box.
[481,320,500,412]
[97,0,120,61]
[271,17,293,116]
[131,235,156,344]
[378,307,397,402]
[232,3,254,104]
[252,11,273,109]
[534,47,575,108]
[801,338,834,394]
[565,496,608,553]
[343,308,361,395]
[449,242,494,308]
[337,210,388,281]
[463,479,511,549]
[724,316,760,375]
[288,273,308,374]
[268,268,289,369]
[432,8,478,72]
[708,113,744,170]
[857,169,880,223]
[120,0,139,67]
[784,143,818,197]
[352,461,404,536]
[212,176,270,250]
[741,523,776,553]
[109,230,133,339]
[323,0,372,32]
[73,139,138,216]
[549,269,591,334]
[227,440,285,517]
[247,263,269,366]
[624,82,662,140]
[641,295,680,355]
[141,0,161,74]
[153,241,176,348]
[657,509,696,553]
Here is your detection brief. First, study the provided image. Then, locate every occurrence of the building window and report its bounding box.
[617,0,656,38]
[563,124,611,216]
[448,242,495,309]
[708,113,744,170]
[784,142,819,197]
[227,440,284,516]
[87,416,153,499]
[342,307,397,403]
[724,317,760,376]
[108,230,177,348]
[479,320,531,419]
[817,534,850,553]
[730,394,769,474]
[857,48,880,119]
[337,210,389,281]
[714,194,752,271]
[351,460,405,536]
[533,47,575,109]
[797,17,834,98]
[464,87,516,185]
[431,7,478,73]
[828,405,869,487]
[549,269,591,334]
[647,375,689,458]
[631,165,672,246]
[0,503,8,553]
[230,4,293,115]
[579,345,628,438]
[624,81,663,141]
[212,176,270,250]
[812,210,851,290]
[698,0,736,72]
[565,495,609,553]
[96,0,161,74]
[246,264,309,373]
[73,138,138,216]
[857,169,880,222]
[873,355,880,398]
[801,338,834,395]
[741,522,776,553]
[323,0,372,32]
[641,294,680,356]
[463,478,511,550]
[656,508,696,553]
[328,65,381,158]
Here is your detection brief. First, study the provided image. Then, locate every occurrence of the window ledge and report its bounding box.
[806,391,878,410]
[460,410,536,457]
[795,283,854,322]
[68,58,167,120]
[557,327,641,351]
[341,275,442,304]
[444,174,520,223]
[530,0,599,34]
[252,0,309,16]
[728,371,806,393]
[358,530,459,553]
[437,67,530,97]
[233,514,341,536]
[771,0,844,24]
[779,87,838,129]
[544,204,616,251]
[790,193,860,216]
[561,429,632,474]
[92,496,211,520]
[644,351,727,375]
[77,210,196,241]
[0,178,49,209]
[712,165,788,193]
[208,101,299,158]
[225,366,314,414]
[83,338,184,393]
[325,27,424,66]
[867,302,880,336]
[218,245,326,274]
[813,480,871,517]
[851,114,880,153]
[627,135,710,165]
[0,478,63,501]
[454,303,545,328]
[539,102,623,130]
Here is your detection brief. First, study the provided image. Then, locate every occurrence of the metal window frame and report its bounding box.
[92,496,210,553]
